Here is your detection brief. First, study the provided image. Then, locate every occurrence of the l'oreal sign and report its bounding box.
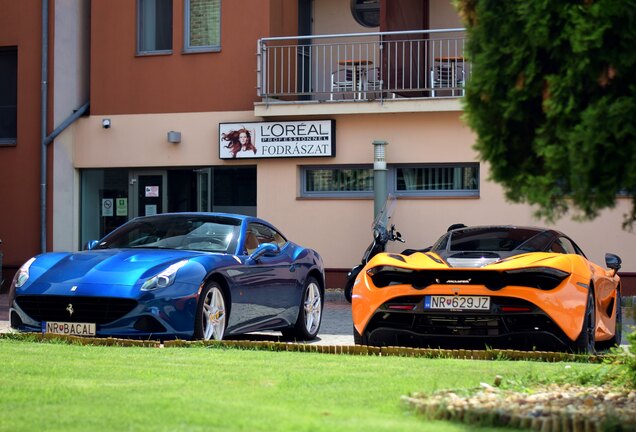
[219,120,335,159]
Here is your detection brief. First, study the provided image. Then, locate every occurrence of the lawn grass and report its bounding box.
[0,338,617,432]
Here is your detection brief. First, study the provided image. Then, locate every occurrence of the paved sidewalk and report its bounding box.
[3,290,633,347]
[0,291,9,333]
[0,289,355,345]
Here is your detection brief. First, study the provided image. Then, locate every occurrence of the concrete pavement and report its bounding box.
[2,290,634,347]
[0,289,355,345]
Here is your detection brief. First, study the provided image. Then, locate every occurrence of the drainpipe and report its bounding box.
[39,1,89,253]
[373,140,388,219]
[40,0,49,253]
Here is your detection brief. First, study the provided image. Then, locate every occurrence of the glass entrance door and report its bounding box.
[130,171,167,217]
[196,168,211,211]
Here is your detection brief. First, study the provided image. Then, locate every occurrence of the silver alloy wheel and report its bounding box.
[303,281,322,335]
[202,286,226,340]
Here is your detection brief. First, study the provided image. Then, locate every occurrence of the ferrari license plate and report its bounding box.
[43,321,96,336]
[424,295,490,311]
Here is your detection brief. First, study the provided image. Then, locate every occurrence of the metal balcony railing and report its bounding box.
[257,29,468,103]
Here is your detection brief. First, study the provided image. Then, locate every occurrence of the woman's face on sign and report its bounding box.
[239,132,248,144]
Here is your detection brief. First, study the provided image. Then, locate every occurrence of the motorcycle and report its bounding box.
[344,195,404,303]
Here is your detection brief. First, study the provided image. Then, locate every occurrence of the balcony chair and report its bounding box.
[330,68,354,100]
[430,63,465,97]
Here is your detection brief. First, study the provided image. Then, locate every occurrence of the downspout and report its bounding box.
[40,0,49,253]
[40,0,90,252]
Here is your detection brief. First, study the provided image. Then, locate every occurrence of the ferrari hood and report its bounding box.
[24,249,208,294]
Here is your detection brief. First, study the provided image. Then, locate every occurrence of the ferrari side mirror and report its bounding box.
[249,243,280,261]
[85,240,99,250]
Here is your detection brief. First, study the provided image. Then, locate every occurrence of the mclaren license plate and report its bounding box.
[424,295,490,311]
[43,321,96,336]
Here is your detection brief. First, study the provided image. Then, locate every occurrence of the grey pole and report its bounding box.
[40,0,49,253]
[373,140,388,218]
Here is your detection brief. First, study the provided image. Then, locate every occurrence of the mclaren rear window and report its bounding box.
[448,227,544,252]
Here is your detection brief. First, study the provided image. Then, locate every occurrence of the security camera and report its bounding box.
[102,118,111,129]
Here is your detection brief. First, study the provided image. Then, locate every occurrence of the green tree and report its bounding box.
[456,0,636,227]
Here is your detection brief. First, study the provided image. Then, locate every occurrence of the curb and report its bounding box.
[0,332,612,363]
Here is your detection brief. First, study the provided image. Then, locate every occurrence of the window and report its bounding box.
[184,0,221,52]
[300,163,479,198]
[0,47,17,145]
[395,164,479,197]
[245,223,287,254]
[350,0,380,28]
[137,0,173,54]
[302,166,374,197]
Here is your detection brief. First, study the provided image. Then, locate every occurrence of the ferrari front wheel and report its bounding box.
[283,277,323,340]
[570,290,596,354]
[194,282,227,341]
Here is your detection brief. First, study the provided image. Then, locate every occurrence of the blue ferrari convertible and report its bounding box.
[9,213,325,341]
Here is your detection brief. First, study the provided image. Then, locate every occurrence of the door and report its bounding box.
[226,223,298,333]
[196,168,211,211]
[130,171,168,217]
[380,0,429,97]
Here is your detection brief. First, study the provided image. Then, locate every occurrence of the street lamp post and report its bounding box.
[373,140,388,219]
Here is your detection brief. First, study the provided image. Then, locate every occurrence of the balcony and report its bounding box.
[255,29,469,117]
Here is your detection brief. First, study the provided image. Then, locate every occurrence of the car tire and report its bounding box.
[344,278,353,303]
[353,325,365,345]
[570,290,596,354]
[194,281,227,341]
[282,277,323,341]
[598,290,622,351]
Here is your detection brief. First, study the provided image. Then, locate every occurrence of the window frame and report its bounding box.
[245,223,287,254]
[183,0,222,54]
[300,164,374,198]
[136,0,174,56]
[300,163,480,198]
[350,0,380,28]
[0,46,18,146]
[391,163,480,198]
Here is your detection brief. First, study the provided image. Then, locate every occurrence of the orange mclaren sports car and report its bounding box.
[352,225,622,353]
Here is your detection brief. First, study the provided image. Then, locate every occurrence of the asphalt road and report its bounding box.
[0,289,355,345]
[2,290,634,347]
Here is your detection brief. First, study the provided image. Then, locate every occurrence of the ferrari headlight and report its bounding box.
[14,257,36,288]
[141,260,189,291]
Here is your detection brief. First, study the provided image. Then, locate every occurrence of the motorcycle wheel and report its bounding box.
[344,278,353,303]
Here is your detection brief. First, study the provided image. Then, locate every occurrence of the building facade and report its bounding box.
[1,0,634,293]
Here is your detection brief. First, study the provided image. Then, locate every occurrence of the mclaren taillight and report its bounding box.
[366,266,414,288]
[387,304,416,311]
[501,306,532,312]
[501,267,570,291]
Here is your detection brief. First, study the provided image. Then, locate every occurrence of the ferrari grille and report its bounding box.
[16,295,137,324]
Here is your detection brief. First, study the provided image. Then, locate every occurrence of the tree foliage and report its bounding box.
[456,0,636,227]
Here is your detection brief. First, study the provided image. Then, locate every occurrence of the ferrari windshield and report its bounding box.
[95,215,242,253]
[440,227,546,252]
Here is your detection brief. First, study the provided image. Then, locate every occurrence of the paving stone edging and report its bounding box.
[0,332,617,364]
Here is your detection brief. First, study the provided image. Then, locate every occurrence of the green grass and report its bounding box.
[0,338,618,432]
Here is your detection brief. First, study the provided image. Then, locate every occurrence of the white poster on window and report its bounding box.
[145,205,157,216]
[219,120,336,159]
[102,199,113,217]
[145,186,159,197]
[116,198,128,216]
